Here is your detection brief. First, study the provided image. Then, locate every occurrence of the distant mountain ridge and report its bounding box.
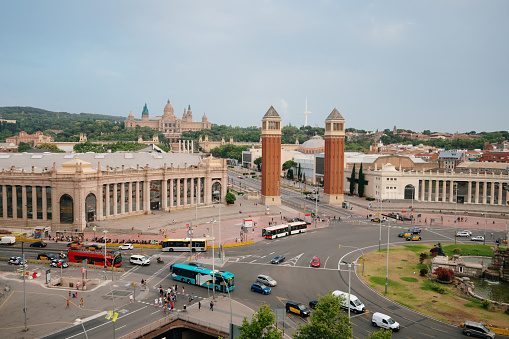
[0,106,121,123]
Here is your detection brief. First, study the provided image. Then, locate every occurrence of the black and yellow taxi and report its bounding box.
[86,244,102,250]
[371,218,382,223]
[398,232,412,238]
[286,301,310,317]
[67,241,84,247]
[406,235,422,241]
[37,253,57,261]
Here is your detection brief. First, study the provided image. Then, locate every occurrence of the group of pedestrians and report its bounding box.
[156,284,181,314]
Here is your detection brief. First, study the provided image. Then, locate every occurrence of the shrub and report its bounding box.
[420,268,428,276]
[419,252,428,263]
[505,307,509,315]
[481,299,490,310]
[431,284,445,294]
[435,267,455,282]
[366,197,375,201]
[452,248,462,255]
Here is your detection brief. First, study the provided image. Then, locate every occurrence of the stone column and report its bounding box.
[196,177,201,205]
[483,182,488,204]
[120,183,125,215]
[105,184,110,217]
[475,181,480,204]
[498,182,503,205]
[21,186,27,222]
[2,186,7,218]
[31,186,37,220]
[128,182,132,213]
[135,182,140,212]
[434,181,440,202]
[113,183,118,215]
[144,181,150,212]
[449,181,454,202]
[176,179,181,207]
[179,140,182,153]
[183,178,188,206]
[12,186,17,219]
[162,179,168,209]
[42,187,47,221]
[442,180,447,202]
[467,181,472,204]
[169,179,174,208]
[427,180,432,201]
[204,177,212,205]
[190,178,194,206]
[490,183,495,205]
[97,184,104,220]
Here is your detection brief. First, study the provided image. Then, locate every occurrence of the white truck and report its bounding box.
[371,312,400,331]
[0,236,16,245]
[332,290,366,314]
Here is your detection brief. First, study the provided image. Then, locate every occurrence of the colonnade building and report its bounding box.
[345,164,509,206]
[0,152,227,232]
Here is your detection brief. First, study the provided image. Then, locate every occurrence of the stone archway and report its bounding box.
[60,194,74,224]
[85,193,97,222]
[212,182,222,202]
[404,185,415,200]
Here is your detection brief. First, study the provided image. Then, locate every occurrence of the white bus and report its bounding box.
[263,221,307,239]
[161,238,207,252]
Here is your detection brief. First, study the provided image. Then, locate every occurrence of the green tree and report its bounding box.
[17,142,32,152]
[298,163,302,181]
[349,164,356,195]
[294,293,352,339]
[303,172,306,183]
[254,157,262,171]
[282,160,297,171]
[286,168,294,180]
[225,189,236,204]
[358,163,365,198]
[238,303,282,339]
[368,328,393,339]
[36,143,64,153]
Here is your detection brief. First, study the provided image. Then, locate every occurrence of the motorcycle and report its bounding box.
[156,257,164,264]
[59,252,67,259]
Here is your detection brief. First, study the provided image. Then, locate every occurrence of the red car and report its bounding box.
[311,257,320,267]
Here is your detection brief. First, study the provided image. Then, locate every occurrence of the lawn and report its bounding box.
[358,243,509,328]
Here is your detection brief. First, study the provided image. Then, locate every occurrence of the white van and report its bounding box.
[0,236,16,245]
[332,290,366,314]
[130,255,150,266]
[257,274,277,287]
[372,312,400,331]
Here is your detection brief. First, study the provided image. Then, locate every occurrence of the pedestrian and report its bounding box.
[159,296,162,307]
[76,281,79,290]
[188,295,191,305]
[198,301,201,311]
[69,291,71,299]
[155,298,159,307]
[171,301,174,311]
[182,286,185,295]
[210,300,214,311]
[191,293,194,303]
[80,297,83,308]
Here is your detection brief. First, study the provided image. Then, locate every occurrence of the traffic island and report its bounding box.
[358,243,509,330]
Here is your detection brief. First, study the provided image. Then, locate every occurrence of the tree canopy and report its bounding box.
[238,303,282,339]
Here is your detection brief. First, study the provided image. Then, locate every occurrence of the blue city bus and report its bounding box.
[170,264,235,292]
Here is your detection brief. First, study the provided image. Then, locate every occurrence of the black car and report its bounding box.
[188,262,205,268]
[30,241,47,247]
[37,253,57,261]
[408,228,421,234]
[271,255,285,264]
[309,300,318,309]
[86,244,102,250]
[286,301,310,317]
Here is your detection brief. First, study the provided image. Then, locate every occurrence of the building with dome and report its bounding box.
[297,135,325,154]
[0,152,227,232]
[125,99,212,143]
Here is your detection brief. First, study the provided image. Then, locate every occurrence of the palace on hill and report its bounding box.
[125,99,212,143]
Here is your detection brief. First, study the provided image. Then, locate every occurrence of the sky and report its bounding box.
[1,1,508,133]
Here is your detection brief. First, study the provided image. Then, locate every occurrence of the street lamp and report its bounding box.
[385,218,390,294]
[454,183,458,244]
[484,196,490,246]
[103,230,108,276]
[340,261,360,319]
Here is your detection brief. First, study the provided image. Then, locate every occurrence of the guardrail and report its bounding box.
[118,312,228,339]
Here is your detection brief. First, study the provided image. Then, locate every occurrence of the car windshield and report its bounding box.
[387,318,395,324]
[313,259,319,262]
[352,299,362,306]
[298,304,306,310]
[259,284,267,289]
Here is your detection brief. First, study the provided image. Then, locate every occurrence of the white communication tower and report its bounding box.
[302,98,311,126]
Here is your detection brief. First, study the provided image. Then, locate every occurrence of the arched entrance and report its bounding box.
[212,182,222,202]
[60,194,74,224]
[404,185,415,200]
[85,193,96,222]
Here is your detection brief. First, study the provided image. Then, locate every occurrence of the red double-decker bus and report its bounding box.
[67,246,122,267]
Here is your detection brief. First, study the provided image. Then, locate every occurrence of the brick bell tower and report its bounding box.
[261,106,282,205]
[323,108,346,205]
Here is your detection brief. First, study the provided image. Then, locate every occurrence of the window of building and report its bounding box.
[60,194,73,223]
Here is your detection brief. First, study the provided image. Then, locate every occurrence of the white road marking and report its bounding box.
[324,256,330,268]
